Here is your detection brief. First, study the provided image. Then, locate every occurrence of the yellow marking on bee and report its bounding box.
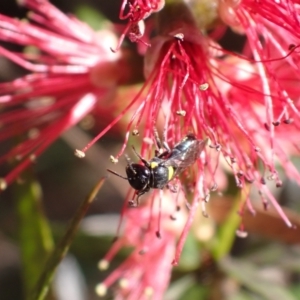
[167,166,175,180]
[150,162,158,169]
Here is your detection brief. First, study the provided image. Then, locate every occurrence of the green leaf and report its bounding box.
[228,291,255,300]
[166,275,210,300]
[290,284,300,298]
[221,257,297,300]
[212,196,241,261]
[177,233,201,271]
[30,177,106,300]
[75,5,107,30]
[14,173,54,298]
[178,284,209,300]
[165,275,196,300]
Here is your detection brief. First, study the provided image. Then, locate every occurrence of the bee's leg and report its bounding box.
[155,189,163,238]
[128,188,148,207]
[152,127,169,156]
[156,149,169,158]
[169,179,181,221]
[153,127,163,156]
[166,183,178,193]
[169,180,192,212]
[128,192,140,207]
[162,128,171,153]
[153,127,161,147]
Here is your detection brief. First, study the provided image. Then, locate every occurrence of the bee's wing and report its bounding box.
[162,138,207,176]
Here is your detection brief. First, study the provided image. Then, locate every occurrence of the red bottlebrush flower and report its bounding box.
[102,0,300,228]
[93,1,300,296]
[0,0,126,189]
[111,0,165,52]
[215,0,300,219]
[96,190,186,300]
[91,0,300,273]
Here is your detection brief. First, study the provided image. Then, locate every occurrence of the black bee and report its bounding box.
[107,133,207,206]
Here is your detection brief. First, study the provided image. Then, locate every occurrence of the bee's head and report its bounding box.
[126,163,150,191]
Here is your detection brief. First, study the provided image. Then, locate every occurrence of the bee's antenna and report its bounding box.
[131,146,150,167]
[125,154,136,174]
[107,169,128,180]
